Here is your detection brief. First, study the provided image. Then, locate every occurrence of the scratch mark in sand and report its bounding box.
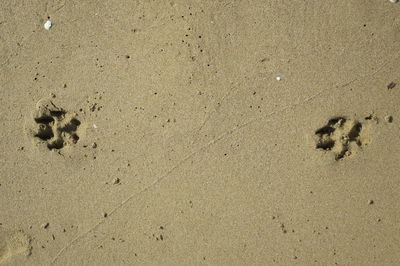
[49,86,325,265]
[190,85,237,145]
[50,56,398,265]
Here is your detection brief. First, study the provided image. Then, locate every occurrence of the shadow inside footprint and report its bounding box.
[32,101,81,150]
[315,117,363,161]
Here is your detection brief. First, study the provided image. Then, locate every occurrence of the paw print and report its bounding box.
[29,100,81,150]
[315,117,363,160]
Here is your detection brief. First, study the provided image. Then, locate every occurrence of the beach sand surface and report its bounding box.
[0,0,399,265]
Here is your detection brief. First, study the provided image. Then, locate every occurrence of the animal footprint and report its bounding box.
[27,99,82,150]
[315,117,364,160]
[0,231,31,264]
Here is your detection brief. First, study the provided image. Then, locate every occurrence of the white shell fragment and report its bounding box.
[44,20,52,30]
[276,76,282,81]
[389,0,399,3]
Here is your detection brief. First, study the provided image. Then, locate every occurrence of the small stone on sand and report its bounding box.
[44,20,52,30]
[384,115,393,123]
[41,223,49,229]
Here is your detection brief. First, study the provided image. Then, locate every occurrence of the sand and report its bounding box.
[1,0,400,265]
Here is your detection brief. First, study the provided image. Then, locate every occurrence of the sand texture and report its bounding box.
[1,0,400,265]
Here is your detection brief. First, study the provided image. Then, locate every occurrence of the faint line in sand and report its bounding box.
[50,54,399,265]
[49,86,327,265]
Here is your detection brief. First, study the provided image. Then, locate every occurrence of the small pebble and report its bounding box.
[387,82,396,89]
[389,0,398,3]
[384,115,393,123]
[41,223,49,229]
[276,76,282,81]
[102,212,108,218]
[112,178,120,184]
[92,142,97,148]
[368,200,374,205]
[44,20,52,30]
